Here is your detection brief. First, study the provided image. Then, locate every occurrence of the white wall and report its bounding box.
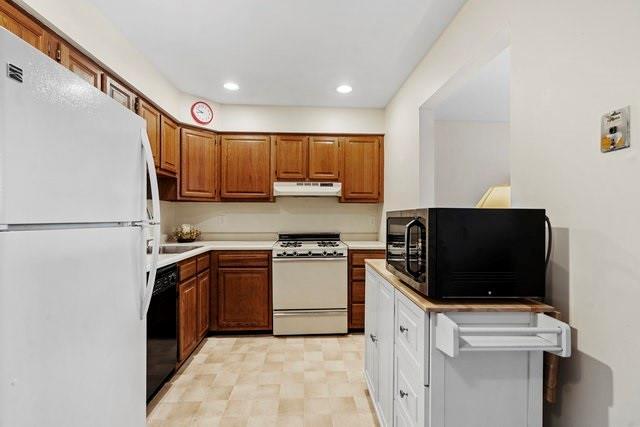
[511,2,640,426]
[18,0,385,136]
[434,120,509,206]
[173,198,381,241]
[386,0,640,425]
[383,0,510,227]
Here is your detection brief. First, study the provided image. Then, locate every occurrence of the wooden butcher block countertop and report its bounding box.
[365,259,556,313]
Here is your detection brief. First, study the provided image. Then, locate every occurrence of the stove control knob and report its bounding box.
[308,250,313,256]
[322,250,327,256]
[292,251,297,256]
[333,250,338,256]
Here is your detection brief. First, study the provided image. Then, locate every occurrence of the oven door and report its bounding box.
[386,215,427,284]
[272,257,348,310]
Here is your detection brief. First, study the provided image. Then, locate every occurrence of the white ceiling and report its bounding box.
[86,0,466,108]
[434,48,510,122]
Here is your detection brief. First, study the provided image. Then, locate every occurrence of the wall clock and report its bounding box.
[190,101,213,125]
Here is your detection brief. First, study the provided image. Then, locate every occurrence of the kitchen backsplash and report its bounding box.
[159,198,382,241]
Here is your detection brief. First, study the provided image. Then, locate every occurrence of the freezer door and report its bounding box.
[0,227,145,427]
[0,29,145,225]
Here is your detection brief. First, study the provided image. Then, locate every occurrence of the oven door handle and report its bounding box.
[404,218,424,277]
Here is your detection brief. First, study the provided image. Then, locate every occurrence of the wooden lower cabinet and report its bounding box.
[178,255,211,363]
[210,251,272,332]
[178,276,198,361]
[349,249,385,329]
[197,270,210,339]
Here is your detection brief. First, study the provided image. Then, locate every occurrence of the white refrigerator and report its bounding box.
[0,28,161,427]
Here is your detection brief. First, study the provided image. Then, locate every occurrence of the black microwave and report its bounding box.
[386,208,546,298]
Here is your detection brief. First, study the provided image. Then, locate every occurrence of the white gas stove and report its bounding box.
[272,233,348,258]
[272,233,348,335]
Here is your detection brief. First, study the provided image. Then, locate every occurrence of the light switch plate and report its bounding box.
[601,106,630,153]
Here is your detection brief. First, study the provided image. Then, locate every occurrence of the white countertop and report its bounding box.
[343,240,385,250]
[146,240,276,271]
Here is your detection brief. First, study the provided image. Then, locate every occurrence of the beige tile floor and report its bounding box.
[147,334,378,427]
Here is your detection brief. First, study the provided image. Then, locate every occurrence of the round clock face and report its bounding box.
[190,101,213,125]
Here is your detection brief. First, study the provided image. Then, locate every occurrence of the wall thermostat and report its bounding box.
[601,106,630,153]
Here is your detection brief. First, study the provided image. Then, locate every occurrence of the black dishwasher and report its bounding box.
[146,264,178,402]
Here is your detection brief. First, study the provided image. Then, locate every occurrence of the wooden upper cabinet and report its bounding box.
[61,46,103,90]
[0,1,47,54]
[160,115,179,176]
[220,134,271,200]
[137,98,161,167]
[275,135,307,180]
[180,128,217,200]
[308,136,341,181]
[102,75,136,111]
[341,136,383,202]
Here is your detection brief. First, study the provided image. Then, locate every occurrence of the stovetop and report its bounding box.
[273,233,347,258]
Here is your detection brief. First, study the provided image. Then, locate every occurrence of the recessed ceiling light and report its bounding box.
[224,82,239,91]
[336,84,352,94]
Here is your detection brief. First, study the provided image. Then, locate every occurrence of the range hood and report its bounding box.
[273,181,342,197]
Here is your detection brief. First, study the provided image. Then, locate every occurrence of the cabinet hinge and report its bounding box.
[55,46,62,62]
[134,97,140,114]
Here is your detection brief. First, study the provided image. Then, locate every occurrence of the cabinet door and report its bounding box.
[364,269,379,399]
[160,116,179,175]
[217,267,271,330]
[137,99,161,167]
[0,1,47,53]
[197,270,210,339]
[180,128,217,200]
[178,276,198,361]
[377,279,395,427]
[102,75,136,111]
[275,135,307,180]
[220,135,271,200]
[308,136,340,181]
[342,136,383,202]
[62,46,103,89]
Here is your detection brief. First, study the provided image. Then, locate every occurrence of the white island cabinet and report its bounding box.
[364,261,571,427]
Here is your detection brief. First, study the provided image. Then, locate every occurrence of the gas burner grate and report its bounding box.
[280,241,302,248]
[317,241,339,247]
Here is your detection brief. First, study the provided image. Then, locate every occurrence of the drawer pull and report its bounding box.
[369,333,378,343]
[399,390,408,398]
[399,325,408,333]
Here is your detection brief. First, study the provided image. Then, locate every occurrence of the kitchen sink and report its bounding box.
[147,245,203,255]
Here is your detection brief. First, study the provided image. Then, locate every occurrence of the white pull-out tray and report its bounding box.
[435,312,571,358]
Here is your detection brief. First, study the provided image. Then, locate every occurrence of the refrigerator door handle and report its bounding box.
[140,128,161,319]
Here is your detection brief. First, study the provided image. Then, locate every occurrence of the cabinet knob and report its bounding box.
[399,390,408,398]
[399,325,408,333]
[369,334,378,343]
